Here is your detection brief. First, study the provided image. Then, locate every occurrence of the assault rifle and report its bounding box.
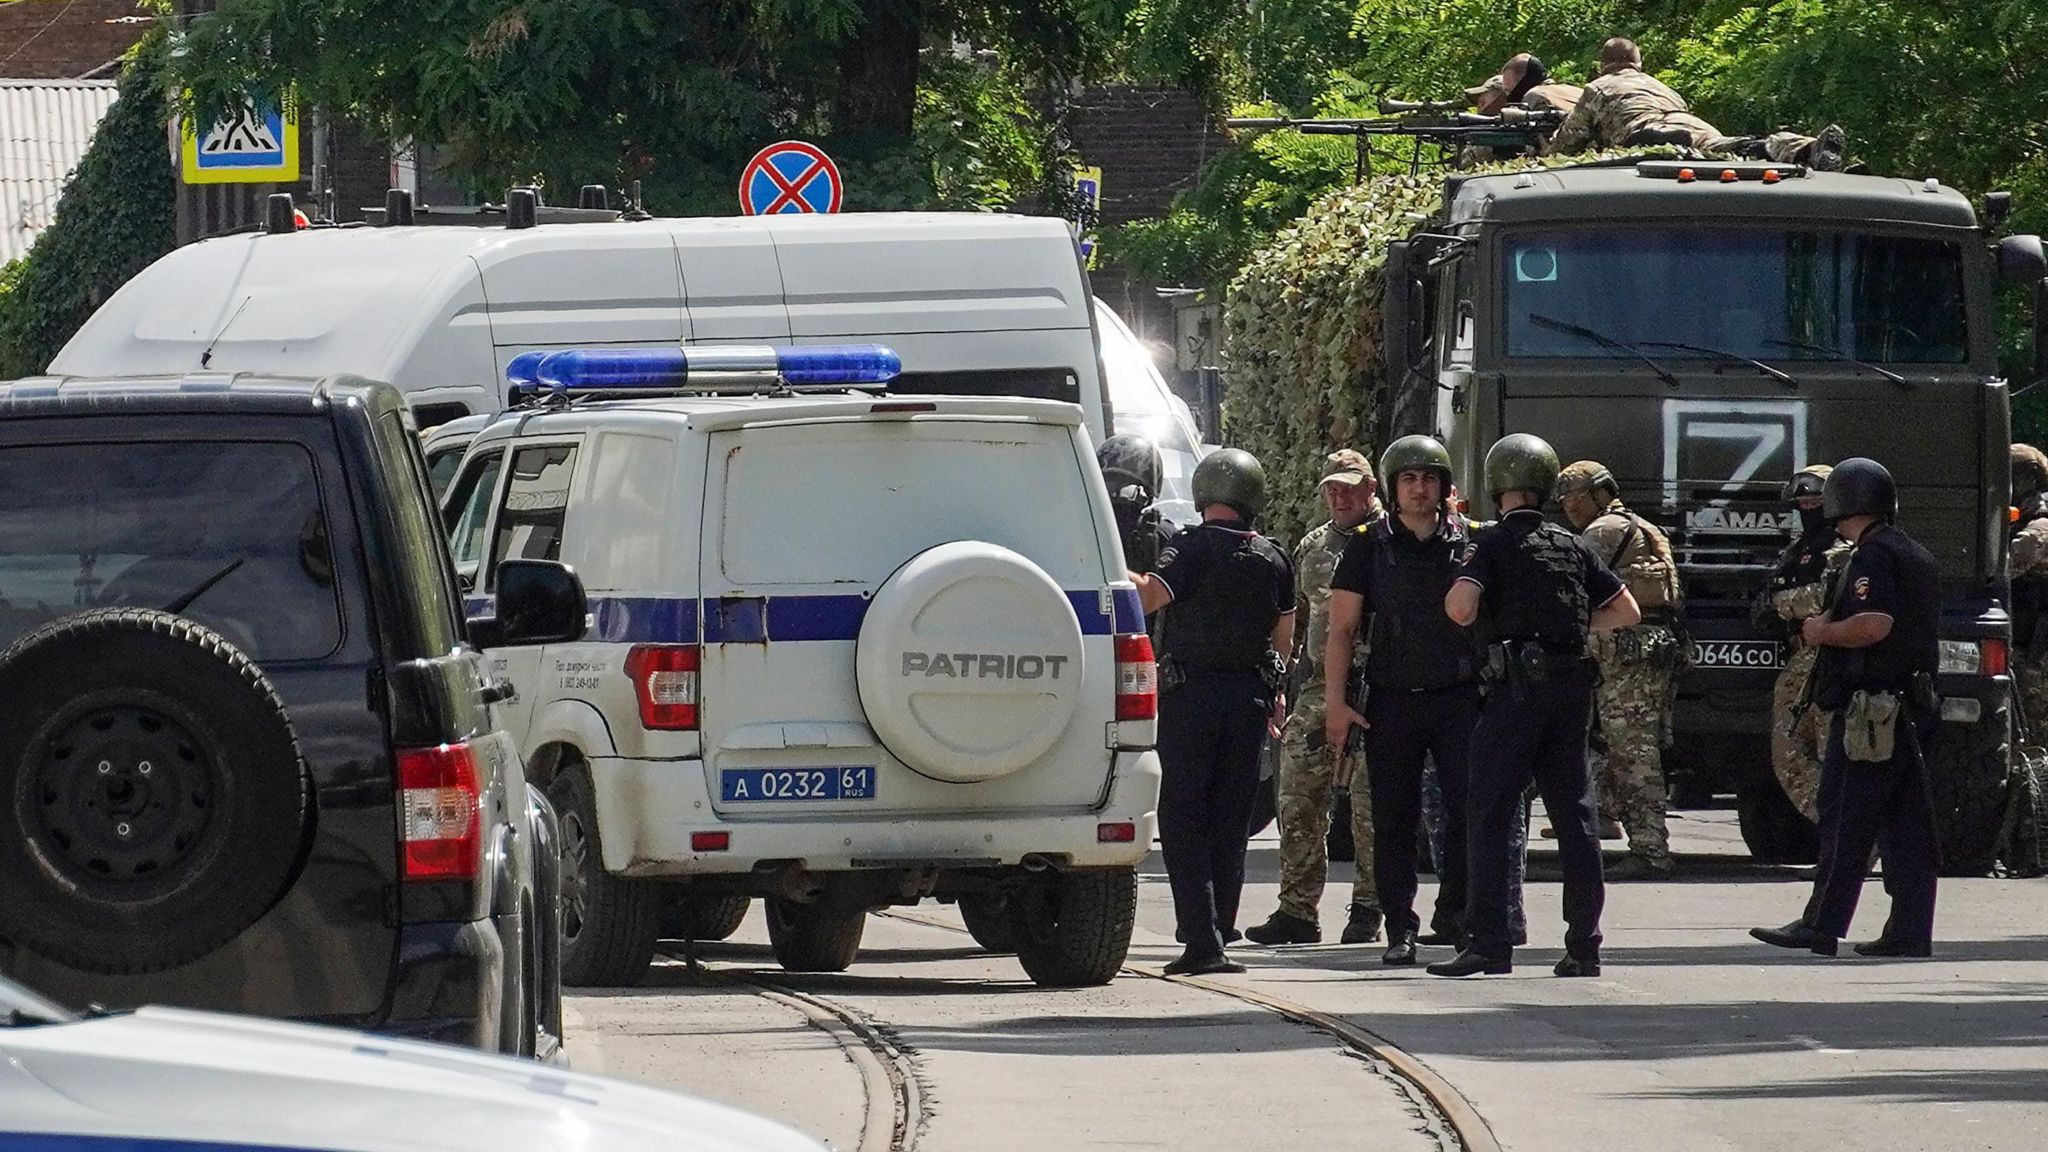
[1226,106,1566,176]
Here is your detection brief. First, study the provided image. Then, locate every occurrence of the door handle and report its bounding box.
[481,678,518,705]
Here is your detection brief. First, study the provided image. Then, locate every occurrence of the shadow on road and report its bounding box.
[1624,1068,2048,1105]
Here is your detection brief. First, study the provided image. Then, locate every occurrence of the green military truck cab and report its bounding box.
[1382,159,2048,871]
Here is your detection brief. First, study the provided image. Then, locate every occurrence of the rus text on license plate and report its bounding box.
[721,767,877,802]
[1691,640,1783,670]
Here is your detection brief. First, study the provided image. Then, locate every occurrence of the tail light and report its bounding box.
[399,743,481,881]
[1982,638,2010,676]
[626,644,700,729]
[1115,633,1157,721]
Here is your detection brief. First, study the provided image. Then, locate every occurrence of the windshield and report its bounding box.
[1503,227,1967,364]
[1096,303,1200,524]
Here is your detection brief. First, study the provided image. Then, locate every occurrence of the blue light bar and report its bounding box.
[512,344,903,394]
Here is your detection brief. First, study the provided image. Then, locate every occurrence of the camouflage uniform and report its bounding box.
[1546,66,1822,164]
[2009,446,2048,744]
[1274,513,1380,924]
[1765,535,1851,821]
[1580,496,1683,866]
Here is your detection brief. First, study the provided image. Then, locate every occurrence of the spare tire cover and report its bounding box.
[857,542,1086,783]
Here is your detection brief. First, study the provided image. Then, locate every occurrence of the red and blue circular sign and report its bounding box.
[739,140,844,216]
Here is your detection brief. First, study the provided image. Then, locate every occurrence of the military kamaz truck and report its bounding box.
[1379,158,2048,871]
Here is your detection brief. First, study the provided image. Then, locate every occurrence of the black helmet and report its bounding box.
[1821,457,1896,522]
[1782,463,1831,503]
[1484,433,1561,501]
[1378,435,1454,493]
[1192,448,1268,520]
[1097,434,1163,501]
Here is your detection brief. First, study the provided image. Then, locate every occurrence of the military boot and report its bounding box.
[1606,854,1676,881]
[1244,910,1320,946]
[1339,903,1384,945]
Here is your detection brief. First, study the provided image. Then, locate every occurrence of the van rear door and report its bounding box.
[695,410,1124,821]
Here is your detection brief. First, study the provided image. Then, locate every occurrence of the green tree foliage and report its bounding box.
[0,36,176,378]
[167,0,1124,213]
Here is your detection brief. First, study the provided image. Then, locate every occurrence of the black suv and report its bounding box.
[0,373,586,1057]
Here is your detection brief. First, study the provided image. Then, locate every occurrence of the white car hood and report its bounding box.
[0,1007,826,1152]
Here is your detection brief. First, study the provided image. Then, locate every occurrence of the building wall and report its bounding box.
[0,0,151,80]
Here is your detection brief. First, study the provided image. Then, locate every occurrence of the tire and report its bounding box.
[0,608,311,974]
[549,765,661,986]
[661,894,750,942]
[765,899,866,972]
[1736,775,1819,865]
[1010,867,1136,988]
[958,894,1017,952]
[1327,791,1356,863]
[1930,711,2013,877]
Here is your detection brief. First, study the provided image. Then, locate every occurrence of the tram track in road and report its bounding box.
[655,944,929,1152]
[873,908,1499,1152]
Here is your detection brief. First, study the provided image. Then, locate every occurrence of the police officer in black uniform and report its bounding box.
[1751,458,1942,957]
[1132,448,1295,976]
[1324,435,1483,966]
[1098,433,1173,577]
[1434,434,1640,978]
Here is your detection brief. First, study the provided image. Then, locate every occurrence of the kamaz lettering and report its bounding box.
[901,652,1070,679]
[1685,508,1797,533]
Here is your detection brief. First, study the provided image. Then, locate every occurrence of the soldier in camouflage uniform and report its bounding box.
[1558,460,1683,878]
[1756,465,1851,821]
[1245,450,1383,946]
[1546,38,1846,171]
[2009,446,2048,742]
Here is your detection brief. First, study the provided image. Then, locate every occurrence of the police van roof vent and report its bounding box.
[507,187,538,230]
[264,193,297,235]
[383,188,415,226]
[578,185,609,210]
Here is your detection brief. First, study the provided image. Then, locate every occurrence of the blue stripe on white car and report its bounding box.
[465,588,1144,643]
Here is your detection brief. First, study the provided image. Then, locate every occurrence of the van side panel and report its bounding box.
[477,228,685,349]
[671,226,793,342]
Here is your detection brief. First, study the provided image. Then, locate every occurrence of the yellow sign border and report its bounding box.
[180,98,299,185]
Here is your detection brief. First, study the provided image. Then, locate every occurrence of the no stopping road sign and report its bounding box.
[740,141,844,215]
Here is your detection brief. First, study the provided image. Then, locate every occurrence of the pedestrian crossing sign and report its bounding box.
[180,95,298,184]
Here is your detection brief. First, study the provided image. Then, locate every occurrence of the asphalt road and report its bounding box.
[568,808,2048,1151]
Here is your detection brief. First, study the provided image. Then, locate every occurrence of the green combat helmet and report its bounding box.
[1192,448,1268,520]
[1555,460,1617,502]
[1484,433,1561,502]
[1378,434,1454,493]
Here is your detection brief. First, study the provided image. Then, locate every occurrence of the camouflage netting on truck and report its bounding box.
[1221,149,1668,543]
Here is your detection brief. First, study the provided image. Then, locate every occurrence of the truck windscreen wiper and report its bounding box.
[1761,338,1912,389]
[1526,313,1678,387]
[1636,341,1798,388]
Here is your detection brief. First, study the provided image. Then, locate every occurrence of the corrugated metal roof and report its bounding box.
[0,79,121,263]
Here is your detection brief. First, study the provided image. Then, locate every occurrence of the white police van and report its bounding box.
[443,345,1161,988]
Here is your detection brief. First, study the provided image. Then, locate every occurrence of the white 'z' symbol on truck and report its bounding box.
[1661,399,1808,532]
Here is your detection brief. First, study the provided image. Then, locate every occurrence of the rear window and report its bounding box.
[719,422,1102,586]
[0,441,341,660]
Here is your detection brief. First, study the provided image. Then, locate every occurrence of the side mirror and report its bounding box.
[1383,241,1427,383]
[1997,234,2046,285]
[467,560,588,649]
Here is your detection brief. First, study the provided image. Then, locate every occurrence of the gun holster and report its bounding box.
[1159,658,1188,694]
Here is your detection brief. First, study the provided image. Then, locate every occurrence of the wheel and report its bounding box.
[549,765,661,986]
[661,894,750,942]
[1009,867,1136,988]
[1327,790,1356,863]
[1736,775,1818,865]
[0,609,312,974]
[765,898,866,972]
[1930,710,2014,877]
[958,894,1017,952]
[2000,745,2048,878]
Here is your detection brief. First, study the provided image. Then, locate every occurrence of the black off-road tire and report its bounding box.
[1010,867,1137,988]
[1930,712,2014,877]
[765,899,866,972]
[661,894,751,942]
[1736,775,1819,866]
[549,765,661,986]
[0,609,311,974]
[958,894,1018,953]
